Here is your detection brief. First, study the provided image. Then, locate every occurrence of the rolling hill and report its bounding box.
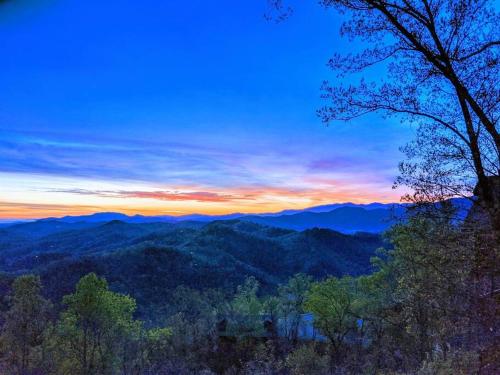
[0,219,386,319]
[241,206,403,233]
[3,202,407,234]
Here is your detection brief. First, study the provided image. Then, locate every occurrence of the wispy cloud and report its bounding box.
[0,129,260,186]
[49,188,251,203]
[0,128,405,219]
[0,129,400,190]
[125,190,249,202]
[0,201,102,219]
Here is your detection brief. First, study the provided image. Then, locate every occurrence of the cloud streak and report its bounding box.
[125,191,248,202]
[0,129,400,189]
[0,128,405,219]
[50,188,251,203]
[0,201,103,219]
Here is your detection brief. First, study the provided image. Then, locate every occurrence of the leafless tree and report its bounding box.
[270,0,500,235]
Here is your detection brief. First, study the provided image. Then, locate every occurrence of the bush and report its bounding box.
[286,345,330,375]
[417,350,480,375]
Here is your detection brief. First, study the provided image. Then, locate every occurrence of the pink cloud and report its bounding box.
[124,190,248,203]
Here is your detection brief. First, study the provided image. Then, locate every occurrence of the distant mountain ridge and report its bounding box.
[14,202,404,234]
[241,206,405,233]
[4,198,471,234]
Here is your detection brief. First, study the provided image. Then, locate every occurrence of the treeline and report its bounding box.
[0,215,497,374]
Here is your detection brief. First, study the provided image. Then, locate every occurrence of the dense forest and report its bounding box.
[0,219,384,320]
[0,203,498,374]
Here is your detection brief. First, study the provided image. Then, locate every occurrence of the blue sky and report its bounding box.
[0,0,413,218]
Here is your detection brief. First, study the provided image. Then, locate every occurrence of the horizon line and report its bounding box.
[0,200,403,223]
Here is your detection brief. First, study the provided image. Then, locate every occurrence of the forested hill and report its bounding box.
[241,207,399,232]
[0,219,385,319]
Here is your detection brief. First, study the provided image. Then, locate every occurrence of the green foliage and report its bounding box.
[350,260,405,371]
[304,276,357,352]
[385,217,473,364]
[160,286,222,372]
[56,273,141,375]
[138,327,172,373]
[226,277,264,337]
[0,274,52,375]
[278,273,312,341]
[145,326,171,346]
